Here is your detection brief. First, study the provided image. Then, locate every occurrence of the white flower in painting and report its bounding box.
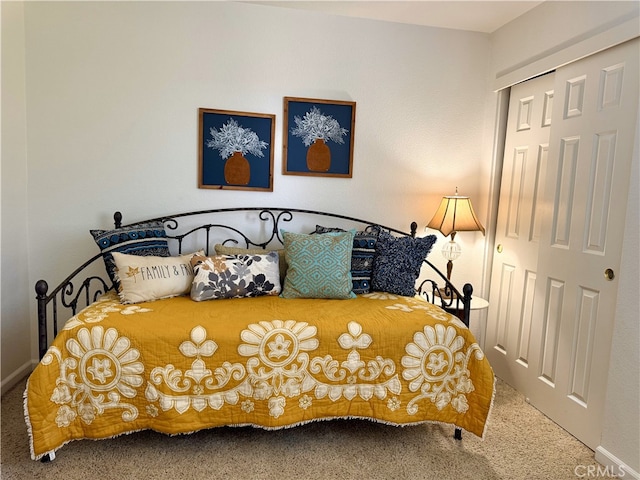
[291,106,348,147]
[207,118,268,159]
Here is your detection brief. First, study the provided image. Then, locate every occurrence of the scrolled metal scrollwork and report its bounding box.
[162,217,179,232]
[270,210,293,244]
[60,276,110,315]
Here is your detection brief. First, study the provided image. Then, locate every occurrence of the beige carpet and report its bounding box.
[2,375,599,479]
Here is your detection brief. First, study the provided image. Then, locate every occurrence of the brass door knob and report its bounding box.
[497,244,503,253]
[604,268,615,281]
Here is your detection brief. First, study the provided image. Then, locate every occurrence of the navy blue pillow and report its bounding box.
[314,225,380,294]
[90,221,170,289]
[371,231,437,297]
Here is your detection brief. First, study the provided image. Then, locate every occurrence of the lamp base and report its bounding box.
[441,232,461,282]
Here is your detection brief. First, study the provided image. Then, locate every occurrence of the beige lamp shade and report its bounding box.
[427,190,485,281]
[426,191,485,237]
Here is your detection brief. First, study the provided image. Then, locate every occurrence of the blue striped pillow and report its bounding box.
[91,221,170,289]
[314,225,379,294]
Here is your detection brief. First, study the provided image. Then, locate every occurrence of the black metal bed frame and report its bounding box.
[34,207,473,454]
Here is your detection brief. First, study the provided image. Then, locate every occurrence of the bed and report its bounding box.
[25,207,495,462]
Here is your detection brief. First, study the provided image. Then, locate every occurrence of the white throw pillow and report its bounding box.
[112,251,201,304]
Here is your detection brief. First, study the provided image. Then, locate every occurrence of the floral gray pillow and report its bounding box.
[190,252,281,301]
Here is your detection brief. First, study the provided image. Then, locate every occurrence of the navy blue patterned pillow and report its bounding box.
[371,231,437,297]
[314,225,380,294]
[90,221,170,288]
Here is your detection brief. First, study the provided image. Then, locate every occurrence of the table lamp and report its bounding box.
[426,188,485,281]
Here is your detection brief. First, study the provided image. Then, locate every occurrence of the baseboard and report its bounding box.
[1,360,35,397]
[595,446,640,480]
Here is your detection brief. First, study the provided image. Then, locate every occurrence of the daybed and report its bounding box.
[25,208,495,461]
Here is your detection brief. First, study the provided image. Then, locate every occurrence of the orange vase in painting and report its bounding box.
[306,139,331,172]
[225,151,250,185]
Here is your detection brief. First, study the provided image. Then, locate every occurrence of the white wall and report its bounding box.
[1,2,31,389]
[596,111,640,477]
[2,2,495,392]
[491,0,639,89]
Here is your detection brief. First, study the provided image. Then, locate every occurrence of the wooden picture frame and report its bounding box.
[199,108,275,191]
[282,97,356,178]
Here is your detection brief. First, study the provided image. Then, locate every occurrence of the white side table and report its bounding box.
[449,296,489,349]
[469,296,489,311]
[439,293,489,327]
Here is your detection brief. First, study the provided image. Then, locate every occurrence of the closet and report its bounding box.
[485,38,639,449]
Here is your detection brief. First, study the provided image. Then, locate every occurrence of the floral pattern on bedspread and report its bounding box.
[25,293,494,460]
[145,320,403,419]
[62,293,152,330]
[45,326,143,427]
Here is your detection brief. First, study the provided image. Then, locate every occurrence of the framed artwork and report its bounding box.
[282,97,356,178]
[198,108,275,191]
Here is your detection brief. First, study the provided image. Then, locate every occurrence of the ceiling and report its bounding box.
[249,1,545,34]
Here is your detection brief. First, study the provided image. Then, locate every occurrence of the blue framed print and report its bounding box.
[199,108,275,191]
[282,97,356,178]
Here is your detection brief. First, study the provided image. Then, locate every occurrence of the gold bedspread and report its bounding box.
[25,291,495,460]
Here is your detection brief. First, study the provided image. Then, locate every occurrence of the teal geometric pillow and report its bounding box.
[281,230,356,299]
